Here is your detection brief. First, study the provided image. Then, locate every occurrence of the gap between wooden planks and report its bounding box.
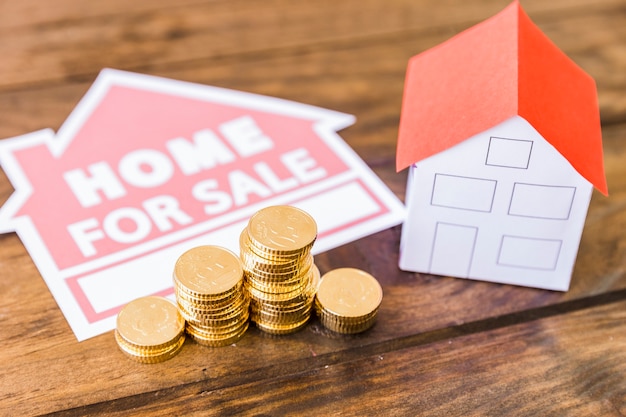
[43,288,626,416]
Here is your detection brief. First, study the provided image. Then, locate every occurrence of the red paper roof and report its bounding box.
[396,0,607,195]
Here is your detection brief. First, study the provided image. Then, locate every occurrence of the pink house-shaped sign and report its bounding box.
[396,1,607,291]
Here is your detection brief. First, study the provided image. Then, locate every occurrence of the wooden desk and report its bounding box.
[1,1,624,415]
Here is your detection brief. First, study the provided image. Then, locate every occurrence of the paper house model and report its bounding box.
[396,1,607,291]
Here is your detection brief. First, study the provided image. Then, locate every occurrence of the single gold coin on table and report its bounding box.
[315,268,383,334]
[115,296,185,363]
[247,205,317,254]
[174,245,243,297]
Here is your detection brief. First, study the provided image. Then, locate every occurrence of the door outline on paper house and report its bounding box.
[429,222,478,277]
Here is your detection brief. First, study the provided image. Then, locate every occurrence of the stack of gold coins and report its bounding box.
[115,296,186,363]
[173,245,249,347]
[240,205,319,335]
[315,268,383,334]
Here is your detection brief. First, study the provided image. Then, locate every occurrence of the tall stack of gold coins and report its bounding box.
[173,245,250,347]
[114,296,186,363]
[315,268,383,334]
[240,205,320,335]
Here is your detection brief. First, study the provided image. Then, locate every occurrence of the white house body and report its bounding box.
[399,116,593,291]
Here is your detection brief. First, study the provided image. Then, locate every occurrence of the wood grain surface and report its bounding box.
[0,1,624,416]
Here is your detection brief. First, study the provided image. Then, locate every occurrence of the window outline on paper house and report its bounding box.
[485,136,534,169]
[430,173,497,213]
[508,183,576,220]
[497,235,563,270]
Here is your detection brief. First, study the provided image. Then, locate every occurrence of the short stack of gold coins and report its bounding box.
[240,205,320,335]
[173,245,250,347]
[114,296,186,363]
[315,268,383,334]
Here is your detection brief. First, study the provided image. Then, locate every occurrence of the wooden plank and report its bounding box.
[3,0,617,30]
[72,297,626,416]
[0,0,624,90]
[0,0,212,30]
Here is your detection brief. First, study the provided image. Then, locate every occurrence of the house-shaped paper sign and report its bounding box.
[396,0,607,291]
[0,69,405,340]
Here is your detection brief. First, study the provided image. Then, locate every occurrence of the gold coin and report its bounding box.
[251,304,313,324]
[316,315,378,335]
[245,274,310,295]
[179,299,250,326]
[246,282,312,304]
[174,286,243,311]
[175,289,248,313]
[241,253,309,277]
[251,297,313,314]
[242,253,313,278]
[242,266,308,284]
[186,320,249,347]
[115,329,182,355]
[246,263,319,302]
[174,245,243,297]
[174,277,243,302]
[186,310,250,335]
[177,300,248,322]
[249,296,311,315]
[246,205,317,254]
[116,296,185,349]
[316,268,383,318]
[243,245,310,264]
[115,332,186,364]
[239,228,307,261]
[186,315,248,335]
[253,315,311,335]
[115,328,185,354]
[315,305,378,326]
[240,236,311,273]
